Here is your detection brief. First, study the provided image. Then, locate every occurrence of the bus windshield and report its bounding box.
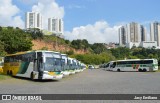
[44,57,61,71]
[61,59,65,66]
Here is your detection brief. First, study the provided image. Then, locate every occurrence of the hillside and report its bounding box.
[32,39,88,54]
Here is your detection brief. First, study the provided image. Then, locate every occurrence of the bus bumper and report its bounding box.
[42,74,63,80]
[62,71,70,77]
[70,70,76,74]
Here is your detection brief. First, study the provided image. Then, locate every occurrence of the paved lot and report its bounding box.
[0,69,160,103]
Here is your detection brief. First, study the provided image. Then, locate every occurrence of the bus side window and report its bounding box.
[4,57,9,62]
[112,62,116,68]
[9,56,14,62]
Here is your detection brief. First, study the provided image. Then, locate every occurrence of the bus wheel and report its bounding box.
[117,69,120,72]
[143,69,147,72]
[30,72,34,80]
[7,71,10,75]
[138,69,142,72]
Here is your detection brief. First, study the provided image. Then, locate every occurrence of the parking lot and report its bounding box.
[0,69,160,102]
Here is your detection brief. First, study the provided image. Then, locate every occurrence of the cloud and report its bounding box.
[64,21,121,44]
[32,0,64,29]
[0,0,24,28]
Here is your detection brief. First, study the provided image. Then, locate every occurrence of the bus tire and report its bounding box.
[117,69,120,72]
[143,69,147,72]
[7,70,10,75]
[30,72,34,80]
[138,69,142,72]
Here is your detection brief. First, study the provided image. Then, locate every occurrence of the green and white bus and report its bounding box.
[61,54,70,77]
[68,57,76,74]
[111,59,158,72]
[3,50,63,80]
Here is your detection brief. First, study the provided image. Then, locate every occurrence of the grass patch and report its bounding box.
[0,74,11,80]
[156,69,160,72]
[156,67,160,72]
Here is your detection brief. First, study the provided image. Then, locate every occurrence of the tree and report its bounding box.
[65,40,70,44]
[0,27,33,53]
[65,50,74,55]
[26,28,43,39]
[71,39,90,50]
[72,52,115,65]
[110,47,130,59]
[0,26,2,31]
[91,43,106,54]
[0,41,7,56]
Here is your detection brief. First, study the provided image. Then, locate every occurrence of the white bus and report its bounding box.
[68,57,76,74]
[102,61,115,71]
[3,51,63,80]
[111,59,158,72]
[61,54,70,77]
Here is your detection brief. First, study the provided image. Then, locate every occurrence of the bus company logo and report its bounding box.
[2,95,11,100]
[132,64,139,69]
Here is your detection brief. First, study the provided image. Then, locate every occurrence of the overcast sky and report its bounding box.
[1,0,160,43]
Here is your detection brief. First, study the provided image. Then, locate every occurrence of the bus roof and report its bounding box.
[116,59,156,62]
[6,50,60,56]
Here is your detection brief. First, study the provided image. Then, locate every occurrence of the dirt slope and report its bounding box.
[32,39,88,54]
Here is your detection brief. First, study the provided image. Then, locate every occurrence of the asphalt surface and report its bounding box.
[0,69,160,103]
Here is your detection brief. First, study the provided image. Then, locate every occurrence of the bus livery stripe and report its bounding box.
[18,62,30,74]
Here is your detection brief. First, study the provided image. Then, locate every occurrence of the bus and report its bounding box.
[61,55,85,75]
[73,59,79,73]
[81,63,87,71]
[111,59,158,72]
[102,61,115,71]
[68,57,76,74]
[0,57,4,74]
[61,54,70,77]
[2,51,63,80]
[77,61,84,72]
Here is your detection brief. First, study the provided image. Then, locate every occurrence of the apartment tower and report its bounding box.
[150,22,160,46]
[25,12,43,30]
[48,18,64,35]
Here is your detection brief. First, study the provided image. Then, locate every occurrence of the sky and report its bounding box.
[0,0,160,44]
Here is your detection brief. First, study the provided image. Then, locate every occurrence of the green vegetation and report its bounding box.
[0,26,32,54]
[0,74,11,80]
[69,40,160,65]
[91,43,106,54]
[71,39,89,50]
[71,52,115,65]
[110,47,130,59]
[25,28,43,40]
[65,50,74,55]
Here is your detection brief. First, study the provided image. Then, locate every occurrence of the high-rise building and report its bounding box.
[150,22,160,46]
[48,18,63,35]
[119,26,126,46]
[119,22,147,47]
[25,12,43,30]
[126,22,141,43]
[141,25,147,41]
